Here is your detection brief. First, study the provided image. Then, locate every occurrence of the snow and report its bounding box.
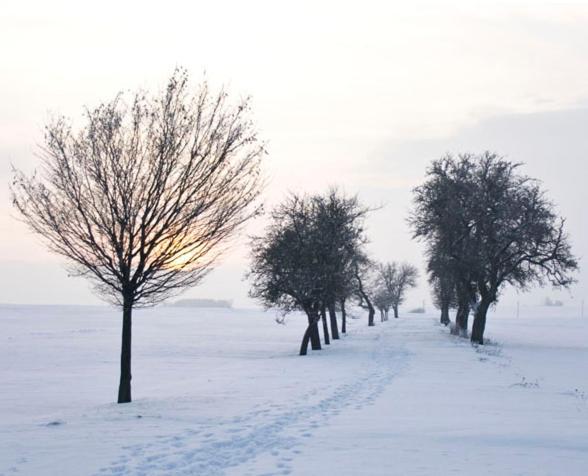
[1,303,587,475]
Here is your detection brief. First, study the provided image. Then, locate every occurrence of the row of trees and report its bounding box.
[11,69,420,401]
[248,189,418,355]
[12,69,576,404]
[410,153,578,344]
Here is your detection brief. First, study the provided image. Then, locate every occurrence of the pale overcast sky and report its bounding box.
[1,0,587,309]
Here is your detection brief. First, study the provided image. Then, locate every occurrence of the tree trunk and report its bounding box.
[328,302,339,340]
[340,299,347,334]
[299,326,310,355]
[393,305,399,318]
[300,308,321,355]
[384,309,389,321]
[454,280,472,337]
[440,302,450,326]
[309,306,321,350]
[117,294,133,404]
[380,309,384,322]
[471,299,491,345]
[321,305,330,345]
[355,271,375,326]
[453,302,470,337]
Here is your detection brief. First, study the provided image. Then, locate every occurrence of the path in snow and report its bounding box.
[96,325,410,476]
[284,316,588,475]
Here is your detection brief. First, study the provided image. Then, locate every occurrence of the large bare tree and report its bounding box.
[11,69,265,403]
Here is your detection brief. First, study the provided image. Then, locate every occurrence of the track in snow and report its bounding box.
[96,325,409,476]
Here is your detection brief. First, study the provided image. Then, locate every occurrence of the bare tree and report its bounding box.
[466,155,577,343]
[376,262,418,318]
[248,190,370,354]
[311,189,369,339]
[392,263,419,318]
[372,284,392,322]
[411,152,577,344]
[410,155,479,337]
[11,69,265,403]
[248,194,323,355]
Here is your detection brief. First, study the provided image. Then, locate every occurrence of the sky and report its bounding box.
[1,0,587,310]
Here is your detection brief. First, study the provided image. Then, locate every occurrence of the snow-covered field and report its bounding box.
[1,304,587,475]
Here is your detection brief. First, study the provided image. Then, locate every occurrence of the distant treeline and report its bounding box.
[168,299,233,309]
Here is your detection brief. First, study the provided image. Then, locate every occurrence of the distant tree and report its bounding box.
[11,69,264,403]
[248,190,370,354]
[466,154,577,343]
[410,156,479,337]
[312,189,369,339]
[411,152,577,344]
[544,297,564,307]
[391,263,419,318]
[376,262,418,318]
[249,195,322,355]
[372,283,392,322]
[372,264,392,322]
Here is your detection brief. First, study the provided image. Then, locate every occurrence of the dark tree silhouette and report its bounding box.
[453,279,476,337]
[353,255,376,327]
[426,246,458,326]
[410,156,479,337]
[372,283,392,322]
[376,262,418,318]
[248,194,323,355]
[249,190,369,354]
[411,152,577,344]
[339,296,349,333]
[11,69,265,402]
[312,189,369,339]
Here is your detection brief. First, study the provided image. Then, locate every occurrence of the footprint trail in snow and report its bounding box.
[97,326,409,476]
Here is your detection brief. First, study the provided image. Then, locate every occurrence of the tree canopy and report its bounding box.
[410,152,577,343]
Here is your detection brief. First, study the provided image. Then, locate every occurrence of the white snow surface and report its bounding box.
[1,304,587,475]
